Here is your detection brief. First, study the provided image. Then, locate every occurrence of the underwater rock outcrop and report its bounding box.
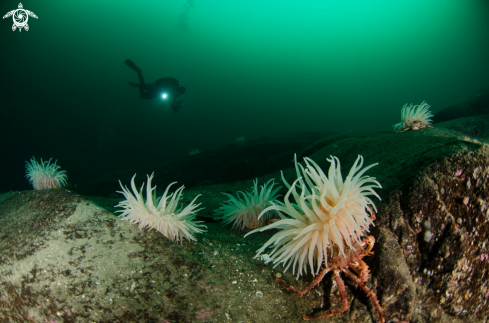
[292,116,489,323]
[76,132,331,197]
[1,116,489,322]
[384,148,489,322]
[433,85,489,123]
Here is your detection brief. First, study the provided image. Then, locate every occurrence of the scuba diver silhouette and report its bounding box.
[124,59,186,113]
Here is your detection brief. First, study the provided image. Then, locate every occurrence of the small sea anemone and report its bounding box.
[25,157,68,190]
[215,179,281,231]
[245,155,381,278]
[116,173,206,243]
[393,100,434,132]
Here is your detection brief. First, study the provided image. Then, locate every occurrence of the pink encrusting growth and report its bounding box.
[195,308,213,319]
[25,157,68,190]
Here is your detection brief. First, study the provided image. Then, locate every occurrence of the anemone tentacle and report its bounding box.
[246,155,381,279]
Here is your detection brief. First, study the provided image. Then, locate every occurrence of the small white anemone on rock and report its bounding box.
[215,179,281,231]
[25,157,68,190]
[245,155,381,279]
[116,173,206,243]
[393,100,434,132]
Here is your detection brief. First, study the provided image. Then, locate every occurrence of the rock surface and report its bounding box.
[1,115,489,322]
[433,86,489,123]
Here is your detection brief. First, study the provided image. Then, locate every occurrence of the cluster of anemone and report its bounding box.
[393,100,433,132]
[114,155,380,256]
[116,173,206,243]
[25,157,68,190]
[245,155,381,278]
[215,179,281,231]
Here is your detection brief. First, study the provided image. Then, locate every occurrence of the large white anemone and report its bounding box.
[246,155,381,278]
[393,100,433,131]
[215,179,281,231]
[25,157,68,190]
[116,174,206,243]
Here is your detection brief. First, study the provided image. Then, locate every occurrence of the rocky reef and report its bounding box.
[1,114,489,322]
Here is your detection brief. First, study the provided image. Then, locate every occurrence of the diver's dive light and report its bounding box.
[161,92,168,100]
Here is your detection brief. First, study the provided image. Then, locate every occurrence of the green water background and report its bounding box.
[1,0,488,192]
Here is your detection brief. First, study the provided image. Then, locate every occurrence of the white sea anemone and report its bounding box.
[393,100,433,131]
[116,173,206,243]
[215,179,281,231]
[245,155,381,279]
[25,157,68,190]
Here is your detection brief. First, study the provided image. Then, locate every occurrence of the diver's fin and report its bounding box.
[128,82,140,88]
[124,59,142,74]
